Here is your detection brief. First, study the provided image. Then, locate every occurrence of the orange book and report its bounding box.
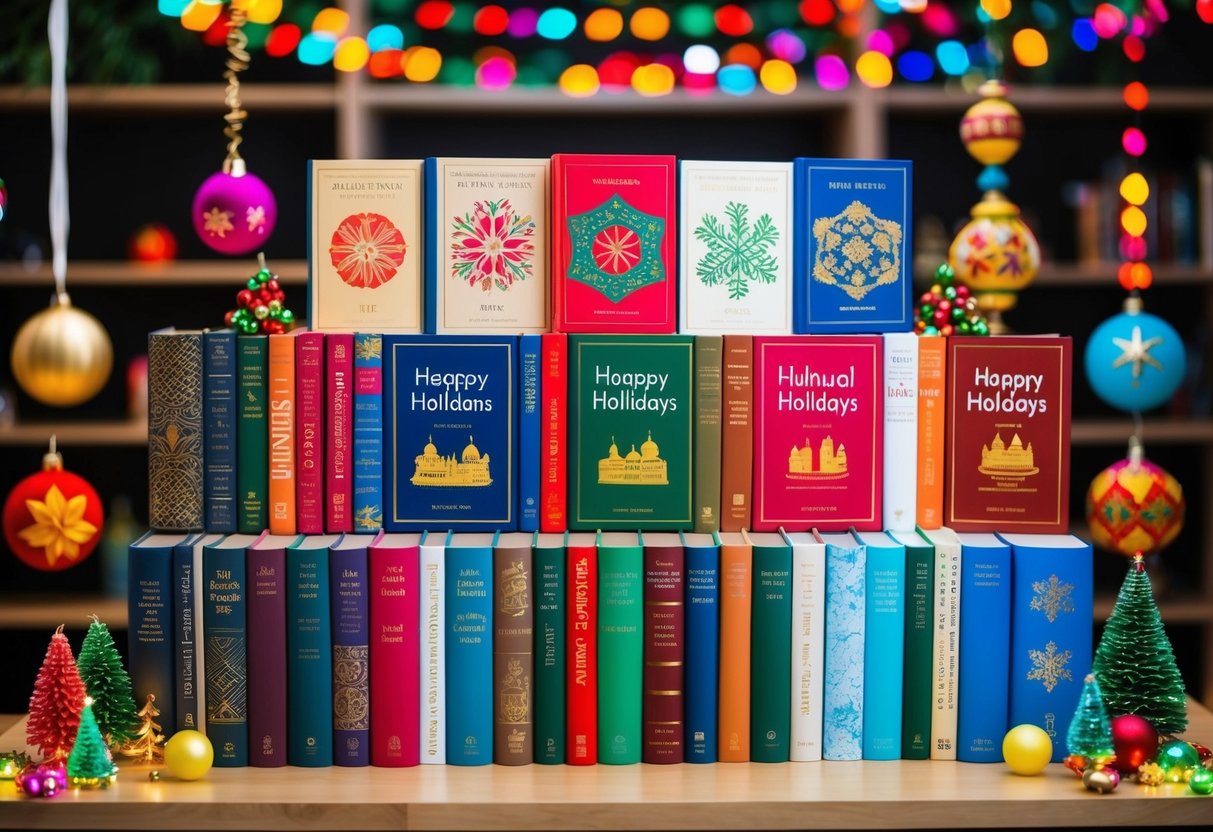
[716,531,752,761]
[267,329,300,534]
[915,335,947,529]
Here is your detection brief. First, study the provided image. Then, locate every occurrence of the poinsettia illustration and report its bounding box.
[592,225,641,275]
[450,198,536,292]
[18,484,98,568]
[329,212,407,289]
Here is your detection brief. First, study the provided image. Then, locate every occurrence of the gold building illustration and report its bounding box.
[498,561,529,618]
[787,436,848,481]
[598,432,668,485]
[979,432,1038,477]
[411,435,493,487]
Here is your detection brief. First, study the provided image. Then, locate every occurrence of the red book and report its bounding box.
[267,330,299,535]
[295,331,325,534]
[551,154,676,334]
[326,334,354,533]
[751,335,883,532]
[540,333,567,533]
[368,531,422,767]
[565,531,598,765]
[641,532,685,764]
[944,335,1072,533]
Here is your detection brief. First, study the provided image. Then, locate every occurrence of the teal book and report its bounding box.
[819,531,866,761]
[855,530,906,761]
[236,335,269,534]
[596,531,644,764]
[956,532,1012,763]
[534,532,566,764]
[747,531,792,763]
[445,532,495,766]
[888,529,934,760]
[287,535,335,767]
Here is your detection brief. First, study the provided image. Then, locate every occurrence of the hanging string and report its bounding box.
[48,0,68,300]
[223,5,250,175]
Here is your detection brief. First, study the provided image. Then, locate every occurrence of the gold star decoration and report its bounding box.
[18,484,98,567]
[1111,325,1164,384]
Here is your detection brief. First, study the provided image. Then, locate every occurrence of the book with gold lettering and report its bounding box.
[493,531,535,765]
[368,531,422,767]
[285,534,334,767]
[445,531,495,766]
[267,330,299,535]
[565,531,598,765]
[330,533,371,766]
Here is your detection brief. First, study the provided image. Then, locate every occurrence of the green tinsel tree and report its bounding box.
[1066,674,1114,761]
[76,615,139,748]
[1091,555,1188,735]
[66,699,114,786]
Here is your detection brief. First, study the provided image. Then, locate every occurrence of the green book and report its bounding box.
[890,530,934,760]
[236,335,268,534]
[568,335,694,530]
[534,533,566,764]
[596,531,643,764]
[748,530,792,763]
[692,336,723,534]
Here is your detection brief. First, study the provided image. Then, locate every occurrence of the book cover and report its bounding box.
[519,334,541,532]
[267,330,298,535]
[368,531,422,767]
[692,335,723,534]
[173,533,222,733]
[945,336,1073,533]
[326,333,354,533]
[567,335,694,530]
[383,335,518,531]
[792,158,913,333]
[493,531,535,765]
[955,532,1012,763]
[752,335,883,532]
[419,531,447,764]
[919,526,961,760]
[353,333,384,532]
[539,333,568,533]
[424,156,550,334]
[534,532,565,764]
[148,328,204,532]
[565,531,598,765]
[716,531,752,762]
[551,153,677,333]
[307,159,424,334]
[295,330,326,534]
[854,530,906,761]
[640,531,685,765]
[129,531,187,737]
[886,529,934,760]
[203,329,237,533]
[330,532,372,766]
[247,533,303,767]
[236,335,268,534]
[819,531,865,761]
[719,335,753,532]
[783,530,825,762]
[444,532,494,766]
[747,530,792,763]
[916,335,946,530]
[596,531,643,765]
[999,532,1093,762]
[882,332,918,531]
[286,534,335,767]
[678,160,794,335]
[681,532,719,764]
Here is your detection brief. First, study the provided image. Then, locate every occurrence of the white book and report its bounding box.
[189,533,224,734]
[882,332,918,531]
[419,531,446,764]
[918,526,961,761]
[782,529,825,762]
[679,160,794,335]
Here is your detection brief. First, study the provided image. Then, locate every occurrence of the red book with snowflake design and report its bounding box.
[551,154,676,334]
[307,159,424,334]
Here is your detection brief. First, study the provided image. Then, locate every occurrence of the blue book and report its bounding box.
[999,532,1094,762]
[682,532,719,764]
[444,531,496,765]
[956,532,1012,763]
[287,535,335,767]
[855,530,906,761]
[203,328,237,533]
[791,158,913,333]
[518,334,541,532]
[423,156,439,334]
[353,333,384,532]
[819,531,866,761]
[330,533,372,767]
[129,531,187,738]
[382,335,519,531]
[173,532,222,733]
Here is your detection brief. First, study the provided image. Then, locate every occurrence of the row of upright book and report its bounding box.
[127,526,1092,767]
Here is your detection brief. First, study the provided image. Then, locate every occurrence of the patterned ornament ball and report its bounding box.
[192,169,277,256]
[960,80,1024,167]
[1002,724,1053,775]
[2,442,103,571]
[164,730,213,781]
[1082,766,1120,794]
[1086,450,1183,558]
[1190,768,1213,795]
[948,194,1041,312]
[10,296,113,407]
[1109,714,1159,775]
[1084,300,1186,413]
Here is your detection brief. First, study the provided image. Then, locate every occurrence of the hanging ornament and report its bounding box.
[192,3,276,255]
[1084,295,1186,413]
[222,252,297,335]
[1109,713,1160,775]
[913,263,990,336]
[14,761,66,798]
[1085,436,1183,558]
[128,222,178,264]
[3,437,104,571]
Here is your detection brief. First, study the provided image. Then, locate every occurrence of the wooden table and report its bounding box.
[2,702,1211,831]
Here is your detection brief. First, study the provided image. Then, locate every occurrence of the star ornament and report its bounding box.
[18,484,98,567]
[1111,325,1165,384]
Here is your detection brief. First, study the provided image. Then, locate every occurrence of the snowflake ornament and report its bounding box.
[1027,640,1074,693]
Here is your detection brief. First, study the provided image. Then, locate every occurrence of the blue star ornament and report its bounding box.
[1084,303,1186,413]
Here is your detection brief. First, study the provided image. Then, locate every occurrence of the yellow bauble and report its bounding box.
[960,81,1024,167]
[1002,724,1053,775]
[164,730,214,781]
[10,295,113,407]
[948,193,1041,315]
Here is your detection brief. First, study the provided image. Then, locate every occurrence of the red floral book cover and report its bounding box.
[551,154,676,334]
[751,335,883,532]
[945,335,1072,533]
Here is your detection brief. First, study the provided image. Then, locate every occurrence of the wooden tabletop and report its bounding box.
[1,702,1211,831]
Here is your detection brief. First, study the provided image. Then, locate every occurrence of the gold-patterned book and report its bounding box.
[148,327,205,531]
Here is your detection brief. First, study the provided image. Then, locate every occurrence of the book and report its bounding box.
[567,335,695,530]
[247,533,303,767]
[716,530,752,762]
[640,531,685,765]
[596,531,644,765]
[533,532,566,764]
[173,532,222,733]
[353,333,384,532]
[882,332,918,531]
[424,156,550,333]
[915,335,946,530]
[518,334,541,532]
[330,532,372,766]
[819,530,865,761]
[203,329,237,533]
[681,531,719,764]
[307,159,424,334]
[267,330,298,535]
[326,333,354,534]
[236,334,269,534]
[444,531,495,766]
[368,531,422,767]
[382,335,519,531]
[886,529,934,760]
[854,530,906,761]
[747,530,792,763]
[419,530,446,765]
[955,532,1012,763]
[692,335,723,534]
[295,330,326,534]
[919,526,961,761]
[493,531,535,765]
[565,531,598,765]
[539,333,568,533]
[751,335,883,532]
[148,327,204,532]
[678,160,794,335]
[719,335,753,532]
[286,534,335,767]
[551,153,677,333]
[783,530,825,762]
[791,157,913,333]
[945,336,1073,533]
[129,531,187,737]
[999,532,1093,762]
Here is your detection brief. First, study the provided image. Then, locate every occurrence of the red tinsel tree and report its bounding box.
[26,624,87,762]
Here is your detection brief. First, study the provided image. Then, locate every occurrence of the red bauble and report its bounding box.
[2,442,103,571]
[1110,714,1160,774]
[127,222,178,264]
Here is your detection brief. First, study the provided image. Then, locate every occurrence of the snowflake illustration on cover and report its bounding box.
[567,194,665,303]
[694,201,780,300]
[812,199,902,301]
[450,198,536,292]
[329,212,407,289]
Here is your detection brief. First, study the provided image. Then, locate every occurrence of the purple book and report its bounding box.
[330,533,373,766]
[247,533,302,767]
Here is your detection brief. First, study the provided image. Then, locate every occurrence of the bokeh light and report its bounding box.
[585,8,623,41]
[632,63,676,96]
[1071,19,1098,51]
[159,0,190,15]
[1011,28,1048,67]
[715,5,754,37]
[630,8,671,41]
[799,0,835,26]
[1122,127,1147,157]
[767,29,807,63]
[1120,206,1147,237]
[1120,234,1147,261]
[717,63,757,95]
[900,0,928,12]
[1120,173,1150,207]
[873,0,900,13]
[298,32,338,65]
[683,44,721,75]
[1123,35,1145,62]
[473,5,509,36]
[476,55,517,90]
[181,1,222,32]
[1123,81,1149,111]
[313,7,350,36]
[1093,3,1127,38]
[1117,262,1153,291]
[416,1,454,30]
[1199,0,1213,24]
[856,50,893,88]
[559,64,600,97]
[246,0,282,26]
[403,46,443,81]
[725,43,764,69]
[760,59,797,94]
[508,8,540,38]
[333,36,370,72]
[980,0,1012,21]
[677,4,716,37]
[265,23,302,57]
[897,50,934,82]
[868,30,895,57]
[366,24,403,52]
[369,48,404,78]
[921,4,958,37]
[936,40,970,75]
[537,8,577,40]
[815,54,849,90]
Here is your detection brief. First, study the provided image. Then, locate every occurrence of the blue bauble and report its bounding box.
[1084,304,1186,413]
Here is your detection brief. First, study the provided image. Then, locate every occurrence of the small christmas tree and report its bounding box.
[76,615,139,748]
[26,624,87,762]
[119,694,165,764]
[66,697,115,787]
[1092,554,1188,734]
[1066,673,1114,762]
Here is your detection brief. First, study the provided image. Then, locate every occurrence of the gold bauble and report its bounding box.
[948,192,1041,328]
[10,294,113,407]
[960,80,1024,167]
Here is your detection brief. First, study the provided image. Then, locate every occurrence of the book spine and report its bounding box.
[148,331,204,531]
[882,333,918,531]
[901,544,934,760]
[930,541,961,760]
[295,332,325,534]
[172,543,201,733]
[719,335,753,532]
[419,543,446,764]
[915,336,946,530]
[862,546,905,760]
[203,330,237,533]
[445,546,493,765]
[129,544,177,737]
[203,545,247,766]
[353,333,383,532]
[792,159,808,333]
[246,546,287,767]
[693,336,723,534]
[331,545,370,766]
[267,333,297,535]
[566,542,597,765]
[237,336,268,534]
[287,547,334,766]
[684,545,719,764]
[423,156,439,333]
[519,334,541,532]
[823,542,865,761]
[717,542,751,761]
[790,543,825,762]
[550,156,569,332]
[493,543,535,765]
[369,542,420,767]
[534,543,566,764]
[957,543,1011,763]
[750,544,792,763]
[539,333,568,532]
[597,544,644,764]
[642,544,685,764]
[325,334,354,533]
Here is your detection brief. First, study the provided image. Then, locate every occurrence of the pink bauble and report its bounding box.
[192,170,277,256]
[1109,713,1159,774]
